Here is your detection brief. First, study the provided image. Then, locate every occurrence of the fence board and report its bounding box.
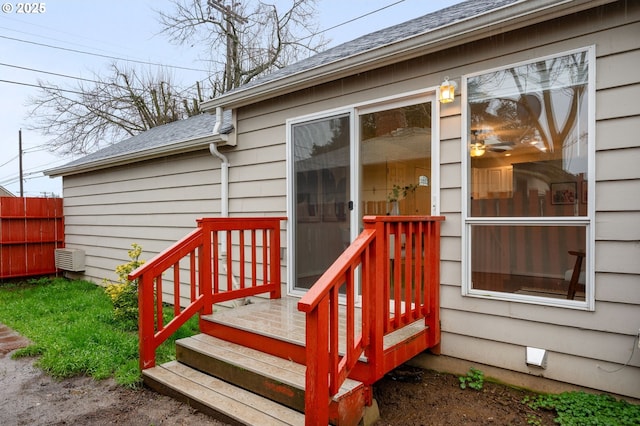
[0,197,64,279]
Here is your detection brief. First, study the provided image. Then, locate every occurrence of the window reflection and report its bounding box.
[466,49,592,304]
[468,51,589,218]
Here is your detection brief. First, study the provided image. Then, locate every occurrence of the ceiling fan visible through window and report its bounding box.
[470,128,514,157]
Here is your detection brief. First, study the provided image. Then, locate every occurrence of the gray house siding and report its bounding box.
[62,151,221,284]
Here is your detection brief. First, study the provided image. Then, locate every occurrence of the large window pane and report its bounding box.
[468,51,589,217]
[359,103,432,218]
[471,224,586,301]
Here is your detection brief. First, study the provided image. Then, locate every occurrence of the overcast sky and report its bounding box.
[0,0,461,197]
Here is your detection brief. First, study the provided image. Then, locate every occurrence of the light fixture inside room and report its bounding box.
[470,142,486,157]
[439,77,457,103]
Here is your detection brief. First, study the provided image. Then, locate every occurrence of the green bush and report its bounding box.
[103,243,144,330]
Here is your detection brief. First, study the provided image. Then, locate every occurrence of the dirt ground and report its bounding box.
[373,365,556,425]
[1,325,556,426]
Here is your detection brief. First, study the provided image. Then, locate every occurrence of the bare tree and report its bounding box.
[27,1,325,156]
[158,0,327,96]
[27,64,202,155]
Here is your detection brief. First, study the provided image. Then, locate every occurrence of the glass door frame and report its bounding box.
[286,90,440,297]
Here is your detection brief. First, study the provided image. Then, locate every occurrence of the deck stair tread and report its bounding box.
[143,360,306,426]
[201,297,428,353]
[178,333,363,400]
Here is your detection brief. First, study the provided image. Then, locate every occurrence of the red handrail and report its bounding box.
[129,217,285,370]
[298,215,444,425]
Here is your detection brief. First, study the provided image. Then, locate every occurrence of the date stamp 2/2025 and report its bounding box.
[2,2,46,14]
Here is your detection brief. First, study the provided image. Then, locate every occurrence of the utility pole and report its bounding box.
[18,129,23,197]
[208,0,248,92]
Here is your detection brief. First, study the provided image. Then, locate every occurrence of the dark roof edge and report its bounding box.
[44,133,222,178]
[201,0,613,110]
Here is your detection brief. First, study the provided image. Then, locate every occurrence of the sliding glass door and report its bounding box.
[289,95,436,294]
[292,114,351,291]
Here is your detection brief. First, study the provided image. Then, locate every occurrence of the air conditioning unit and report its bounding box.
[55,248,85,272]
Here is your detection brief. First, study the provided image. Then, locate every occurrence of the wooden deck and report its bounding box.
[144,296,429,425]
[129,216,444,425]
[201,296,428,357]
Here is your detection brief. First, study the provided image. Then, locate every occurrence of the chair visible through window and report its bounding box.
[565,250,586,300]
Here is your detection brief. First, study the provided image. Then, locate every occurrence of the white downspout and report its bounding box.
[210,106,230,223]
[209,147,228,221]
[210,107,246,305]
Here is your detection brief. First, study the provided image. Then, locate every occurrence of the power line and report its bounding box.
[0,78,85,95]
[0,158,68,186]
[0,62,102,85]
[0,154,19,168]
[0,34,210,73]
[299,0,407,42]
[0,61,205,104]
[0,1,409,97]
[0,24,144,62]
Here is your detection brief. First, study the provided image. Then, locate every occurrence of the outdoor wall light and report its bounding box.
[526,346,548,369]
[439,77,457,103]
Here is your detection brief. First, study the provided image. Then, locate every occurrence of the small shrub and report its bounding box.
[459,367,484,390]
[103,243,144,330]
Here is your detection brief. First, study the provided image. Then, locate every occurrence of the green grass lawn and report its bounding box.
[0,277,198,387]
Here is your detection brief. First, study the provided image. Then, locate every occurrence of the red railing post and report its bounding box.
[363,217,386,380]
[426,220,441,349]
[199,220,213,315]
[269,222,282,299]
[138,274,156,369]
[304,299,329,425]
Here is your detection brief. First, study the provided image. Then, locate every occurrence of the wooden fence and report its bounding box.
[0,197,64,279]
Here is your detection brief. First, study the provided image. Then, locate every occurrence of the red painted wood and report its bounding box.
[199,319,307,365]
[132,214,442,423]
[299,215,444,424]
[0,197,63,279]
[138,274,157,369]
[304,301,329,425]
[174,263,181,315]
[128,217,286,370]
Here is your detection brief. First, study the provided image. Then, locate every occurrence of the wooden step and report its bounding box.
[176,334,366,425]
[143,360,305,426]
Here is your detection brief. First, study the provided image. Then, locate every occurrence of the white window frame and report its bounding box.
[461,46,596,311]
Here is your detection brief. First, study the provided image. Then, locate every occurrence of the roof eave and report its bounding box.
[45,134,222,178]
[201,0,614,111]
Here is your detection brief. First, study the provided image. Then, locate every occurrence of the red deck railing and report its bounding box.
[130,215,443,425]
[298,215,444,425]
[128,217,284,369]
